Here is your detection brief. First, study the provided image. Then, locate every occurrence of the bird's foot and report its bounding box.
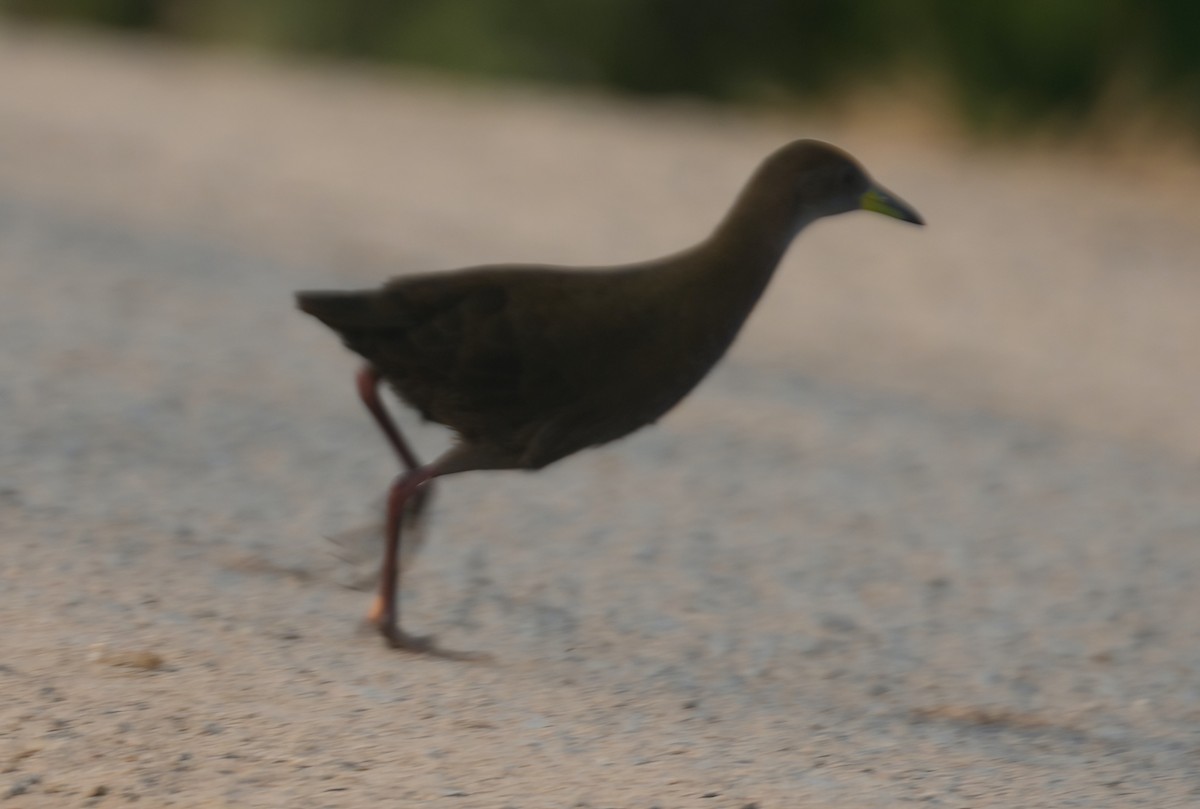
[379,625,435,652]
[366,619,491,662]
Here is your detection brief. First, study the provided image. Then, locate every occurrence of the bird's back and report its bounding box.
[298,262,726,468]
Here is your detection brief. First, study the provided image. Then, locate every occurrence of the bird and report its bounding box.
[297,139,923,655]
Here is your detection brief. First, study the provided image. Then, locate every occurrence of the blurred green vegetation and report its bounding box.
[5,0,1198,135]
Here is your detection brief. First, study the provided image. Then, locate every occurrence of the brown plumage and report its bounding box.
[297,139,923,654]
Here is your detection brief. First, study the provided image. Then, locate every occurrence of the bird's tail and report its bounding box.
[295,290,400,332]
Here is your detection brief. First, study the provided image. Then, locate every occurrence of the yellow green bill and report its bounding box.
[860,185,924,225]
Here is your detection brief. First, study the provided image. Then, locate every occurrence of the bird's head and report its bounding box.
[763,139,925,227]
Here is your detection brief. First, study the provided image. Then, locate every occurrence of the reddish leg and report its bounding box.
[356,365,421,470]
[356,365,433,528]
[355,367,485,659]
[366,465,440,650]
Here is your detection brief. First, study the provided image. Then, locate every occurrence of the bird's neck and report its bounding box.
[691,177,811,313]
[647,184,811,371]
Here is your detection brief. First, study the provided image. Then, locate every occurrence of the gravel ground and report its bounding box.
[2,28,1199,809]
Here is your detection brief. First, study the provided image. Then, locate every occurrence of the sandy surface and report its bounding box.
[2,28,1199,809]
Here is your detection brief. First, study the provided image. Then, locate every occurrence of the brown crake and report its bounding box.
[297,139,923,655]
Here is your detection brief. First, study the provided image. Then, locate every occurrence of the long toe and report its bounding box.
[374,623,491,661]
[379,625,435,652]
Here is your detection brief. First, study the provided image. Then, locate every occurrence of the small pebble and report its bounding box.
[5,774,41,798]
[89,645,165,671]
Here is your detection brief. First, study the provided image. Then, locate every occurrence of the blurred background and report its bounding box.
[4,1,1200,140]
